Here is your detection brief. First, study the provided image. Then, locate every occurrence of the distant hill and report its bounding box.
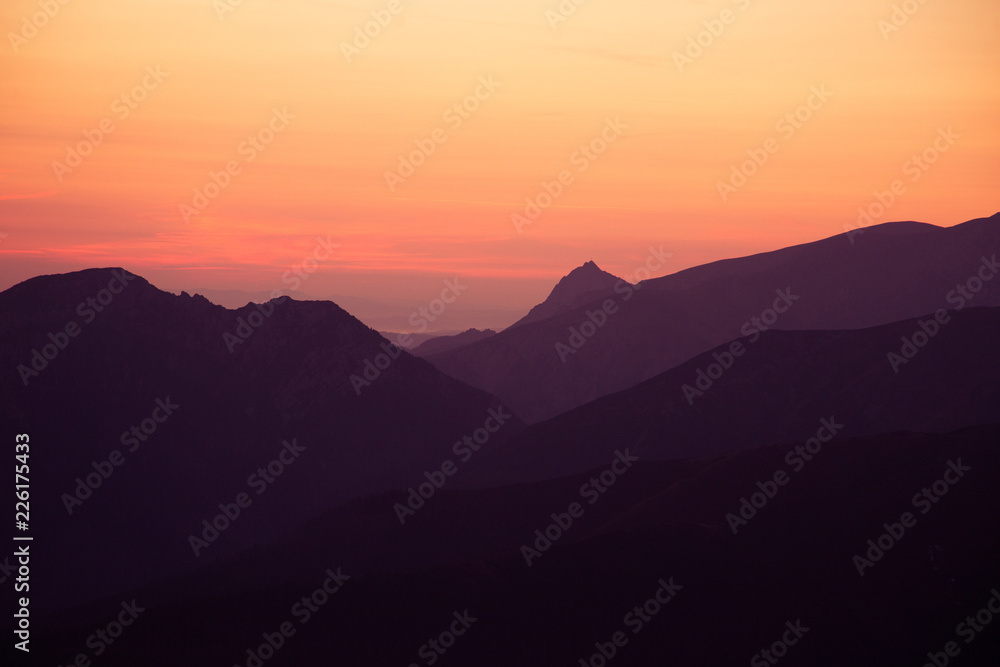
[411,328,498,357]
[377,330,444,349]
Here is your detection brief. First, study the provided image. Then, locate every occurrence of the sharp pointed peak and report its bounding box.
[564,260,607,278]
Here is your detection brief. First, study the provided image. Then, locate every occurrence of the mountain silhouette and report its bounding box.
[508,260,627,329]
[459,306,1000,486]
[426,215,1000,422]
[29,424,1000,666]
[411,328,498,356]
[0,268,522,611]
[7,217,1000,666]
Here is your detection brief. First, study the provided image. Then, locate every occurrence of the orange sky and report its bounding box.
[1,0,998,316]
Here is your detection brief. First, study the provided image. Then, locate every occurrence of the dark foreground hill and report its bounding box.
[26,424,1000,666]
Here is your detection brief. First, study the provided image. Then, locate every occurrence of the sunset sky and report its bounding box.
[2,0,998,321]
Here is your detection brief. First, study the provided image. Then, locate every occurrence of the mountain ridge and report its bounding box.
[425,214,1000,422]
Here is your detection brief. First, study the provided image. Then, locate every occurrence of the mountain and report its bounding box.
[507,260,627,329]
[426,215,1000,422]
[329,294,522,333]
[377,330,444,349]
[458,305,1000,486]
[411,328,498,357]
[182,287,323,309]
[8,218,1000,665]
[29,424,1000,666]
[0,268,523,612]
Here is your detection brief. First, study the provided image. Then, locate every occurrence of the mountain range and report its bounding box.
[3,213,998,666]
[425,214,1000,422]
[0,271,521,610]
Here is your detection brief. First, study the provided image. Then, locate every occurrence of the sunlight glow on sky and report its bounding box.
[1,0,998,309]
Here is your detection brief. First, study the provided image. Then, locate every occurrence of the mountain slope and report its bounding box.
[459,305,1000,486]
[427,214,1000,422]
[411,328,497,357]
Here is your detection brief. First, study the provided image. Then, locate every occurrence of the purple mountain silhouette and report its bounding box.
[0,268,521,611]
[426,214,1000,422]
[411,328,497,357]
[458,305,1000,486]
[508,260,627,329]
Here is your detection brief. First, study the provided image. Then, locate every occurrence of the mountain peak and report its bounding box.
[552,261,620,294]
[569,260,607,276]
[507,261,626,330]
